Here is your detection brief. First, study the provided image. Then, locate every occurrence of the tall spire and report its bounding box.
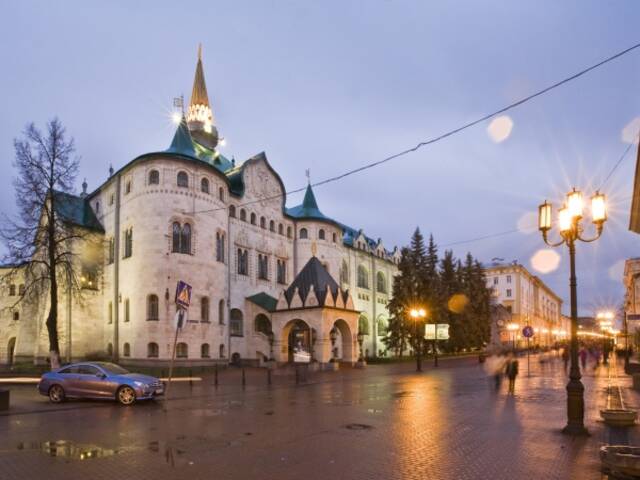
[187,44,218,149]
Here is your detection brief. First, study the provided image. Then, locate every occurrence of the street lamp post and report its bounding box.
[409,308,426,372]
[538,188,607,436]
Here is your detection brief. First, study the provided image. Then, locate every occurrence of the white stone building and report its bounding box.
[0,50,400,367]
[485,260,564,347]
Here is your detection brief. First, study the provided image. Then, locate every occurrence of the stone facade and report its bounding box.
[0,52,399,367]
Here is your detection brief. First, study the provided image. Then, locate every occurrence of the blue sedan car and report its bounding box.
[38,362,164,406]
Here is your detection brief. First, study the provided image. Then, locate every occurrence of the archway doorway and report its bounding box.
[7,337,16,366]
[331,319,354,362]
[282,319,311,363]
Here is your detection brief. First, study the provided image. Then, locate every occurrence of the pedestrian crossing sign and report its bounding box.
[175,280,192,309]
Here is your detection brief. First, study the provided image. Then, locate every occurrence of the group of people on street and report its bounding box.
[484,352,519,394]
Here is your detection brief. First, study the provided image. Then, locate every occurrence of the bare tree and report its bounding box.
[0,119,84,369]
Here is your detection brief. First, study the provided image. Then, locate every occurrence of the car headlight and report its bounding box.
[133,381,147,387]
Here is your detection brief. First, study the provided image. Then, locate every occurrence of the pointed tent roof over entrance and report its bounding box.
[284,256,347,307]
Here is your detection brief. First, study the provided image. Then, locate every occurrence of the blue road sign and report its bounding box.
[175,281,192,309]
[522,325,534,338]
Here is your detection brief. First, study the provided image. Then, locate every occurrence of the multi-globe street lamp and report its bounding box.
[538,187,607,436]
[409,308,427,372]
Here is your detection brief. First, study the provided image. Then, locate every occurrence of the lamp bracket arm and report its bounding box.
[542,231,565,248]
[577,225,603,243]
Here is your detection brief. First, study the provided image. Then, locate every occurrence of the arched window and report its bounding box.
[260,216,266,229]
[230,309,243,337]
[95,201,100,213]
[377,317,389,336]
[258,254,268,280]
[299,228,308,239]
[237,249,248,275]
[287,226,292,238]
[218,299,225,324]
[340,260,349,285]
[277,259,287,284]
[216,232,225,263]
[376,272,387,293]
[318,229,325,240]
[123,227,133,258]
[177,171,189,188]
[147,294,159,321]
[219,187,225,202]
[250,212,257,225]
[269,220,275,232]
[229,205,236,218]
[176,342,188,358]
[18,284,25,296]
[255,314,272,335]
[240,209,247,221]
[201,178,210,194]
[219,344,225,358]
[201,343,210,358]
[278,223,283,235]
[123,343,131,357]
[201,297,210,322]
[358,315,370,335]
[180,223,191,254]
[332,232,337,243]
[172,222,181,253]
[357,265,369,289]
[107,343,113,356]
[147,342,159,358]
[149,170,159,185]
[13,311,19,321]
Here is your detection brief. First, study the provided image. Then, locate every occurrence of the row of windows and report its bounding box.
[298,227,338,243]
[492,275,512,285]
[117,342,223,359]
[229,206,292,237]
[6,284,25,296]
[236,249,287,284]
[340,261,388,293]
[108,297,227,324]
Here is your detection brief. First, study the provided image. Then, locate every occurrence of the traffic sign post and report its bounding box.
[522,326,535,377]
[164,281,192,409]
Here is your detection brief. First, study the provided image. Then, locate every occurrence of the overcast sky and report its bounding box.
[1,1,639,316]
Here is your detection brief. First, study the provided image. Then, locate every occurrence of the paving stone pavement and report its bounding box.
[0,354,634,479]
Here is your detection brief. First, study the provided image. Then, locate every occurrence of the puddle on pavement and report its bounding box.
[344,423,374,430]
[16,440,121,460]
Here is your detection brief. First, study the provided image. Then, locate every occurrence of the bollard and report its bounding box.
[214,364,219,387]
[267,368,272,386]
[189,369,193,389]
[242,368,246,388]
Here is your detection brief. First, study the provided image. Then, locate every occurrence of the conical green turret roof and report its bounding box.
[166,115,197,158]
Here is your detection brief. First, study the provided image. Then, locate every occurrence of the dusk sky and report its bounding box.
[1,1,639,316]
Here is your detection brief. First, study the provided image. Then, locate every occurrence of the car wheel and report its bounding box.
[48,384,65,403]
[117,386,136,406]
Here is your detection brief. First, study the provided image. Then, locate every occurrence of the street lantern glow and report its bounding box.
[538,201,552,232]
[591,191,607,224]
[506,322,519,331]
[409,308,426,319]
[567,188,583,219]
[558,206,572,233]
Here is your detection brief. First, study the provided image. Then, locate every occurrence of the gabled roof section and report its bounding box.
[165,116,197,158]
[246,292,278,312]
[53,191,104,232]
[284,256,343,307]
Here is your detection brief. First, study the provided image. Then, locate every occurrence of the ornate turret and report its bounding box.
[187,44,219,149]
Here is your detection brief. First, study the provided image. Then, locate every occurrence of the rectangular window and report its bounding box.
[107,238,115,264]
[108,302,113,324]
[123,228,133,258]
[9,284,16,296]
[506,275,512,284]
[493,277,498,285]
[81,264,99,290]
[277,259,287,284]
[124,299,130,322]
[506,289,512,298]
[258,254,268,280]
[216,233,225,263]
[237,249,248,276]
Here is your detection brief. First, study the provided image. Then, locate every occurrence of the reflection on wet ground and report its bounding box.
[16,440,120,460]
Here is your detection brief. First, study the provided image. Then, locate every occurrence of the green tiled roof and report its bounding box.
[286,184,335,222]
[165,116,197,158]
[246,292,278,312]
[53,191,104,232]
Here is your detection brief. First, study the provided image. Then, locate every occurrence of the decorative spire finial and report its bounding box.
[81,178,88,198]
[305,168,311,185]
[198,43,202,61]
[109,164,114,177]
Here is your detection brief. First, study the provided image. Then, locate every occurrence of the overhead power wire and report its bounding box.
[190,40,640,216]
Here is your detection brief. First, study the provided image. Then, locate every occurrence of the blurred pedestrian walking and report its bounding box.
[505,353,519,395]
[562,347,569,374]
[579,346,587,371]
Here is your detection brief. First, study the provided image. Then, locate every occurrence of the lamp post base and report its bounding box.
[562,378,589,436]
[561,423,589,436]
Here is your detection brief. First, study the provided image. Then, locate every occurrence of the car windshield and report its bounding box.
[97,363,129,375]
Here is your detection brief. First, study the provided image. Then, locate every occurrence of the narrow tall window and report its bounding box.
[147,342,159,358]
[149,170,159,185]
[258,254,269,280]
[493,277,498,285]
[123,343,131,357]
[216,232,225,263]
[218,299,225,324]
[277,259,287,284]
[201,343,210,358]
[177,171,189,188]
[172,222,181,253]
[237,249,249,275]
[18,284,25,296]
[357,265,369,289]
[219,187,225,202]
[229,205,236,218]
[108,302,113,324]
[123,228,133,258]
[180,223,191,254]
[260,217,266,229]
[201,297,210,322]
[201,178,210,193]
[287,226,292,238]
[278,224,283,235]
[240,209,247,222]
[340,260,349,285]
[319,229,325,240]
[124,298,130,322]
[147,294,159,321]
[107,237,115,264]
[299,228,308,239]
[250,213,257,225]
[332,232,337,243]
[176,343,188,358]
[269,220,275,232]
[125,181,131,194]
[230,309,243,337]
[506,289,512,298]
[376,272,386,293]
[506,275,512,284]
